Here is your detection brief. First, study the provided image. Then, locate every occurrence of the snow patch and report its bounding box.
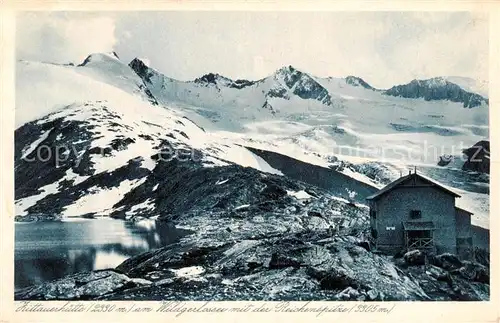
[287,190,313,200]
[61,177,147,217]
[140,157,157,171]
[341,168,380,187]
[203,142,283,175]
[65,168,90,185]
[234,204,250,211]
[21,128,53,159]
[330,195,351,204]
[15,181,61,216]
[170,266,205,277]
[126,199,155,217]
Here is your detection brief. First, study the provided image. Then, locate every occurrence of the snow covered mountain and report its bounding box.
[383,77,488,108]
[344,76,377,90]
[15,54,286,219]
[129,59,339,125]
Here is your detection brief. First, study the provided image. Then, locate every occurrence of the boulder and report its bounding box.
[14,270,146,300]
[269,252,302,269]
[432,253,462,271]
[437,155,453,166]
[338,286,360,300]
[260,183,287,200]
[403,250,426,266]
[367,289,379,301]
[307,267,358,290]
[458,261,489,284]
[356,241,371,252]
[426,265,450,281]
[307,211,323,218]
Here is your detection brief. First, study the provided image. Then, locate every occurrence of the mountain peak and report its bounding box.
[109,51,120,59]
[411,77,448,87]
[275,65,302,76]
[272,65,309,87]
[281,65,296,71]
[129,57,157,84]
[344,76,376,90]
[130,57,150,68]
[268,65,333,106]
[129,57,152,74]
[194,72,232,85]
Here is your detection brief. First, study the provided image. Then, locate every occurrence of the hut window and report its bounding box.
[370,210,377,219]
[410,210,422,219]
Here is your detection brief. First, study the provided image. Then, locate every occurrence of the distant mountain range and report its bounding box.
[129,56,488,109]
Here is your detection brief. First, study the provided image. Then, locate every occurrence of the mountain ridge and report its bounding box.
[23,53,489,103]
[125,55,488,110]
[127,56,488,98]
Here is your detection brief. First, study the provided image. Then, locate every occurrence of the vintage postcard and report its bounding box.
[1,2,498,322]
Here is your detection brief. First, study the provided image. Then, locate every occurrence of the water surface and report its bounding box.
[15,217,191,290]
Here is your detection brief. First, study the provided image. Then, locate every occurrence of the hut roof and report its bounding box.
[366,172,461,200]
[455,206,474,215]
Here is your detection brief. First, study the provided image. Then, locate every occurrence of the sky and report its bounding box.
[16,11,488,88]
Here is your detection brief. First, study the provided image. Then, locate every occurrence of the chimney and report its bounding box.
[408,169,411,175]
[414,166,417,174]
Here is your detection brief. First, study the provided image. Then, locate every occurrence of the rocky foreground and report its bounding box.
[15,161,489,301]
[14,233,490,301]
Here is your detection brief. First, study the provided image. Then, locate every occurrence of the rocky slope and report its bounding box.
[462,140,490,174]
[16,189,490,301]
